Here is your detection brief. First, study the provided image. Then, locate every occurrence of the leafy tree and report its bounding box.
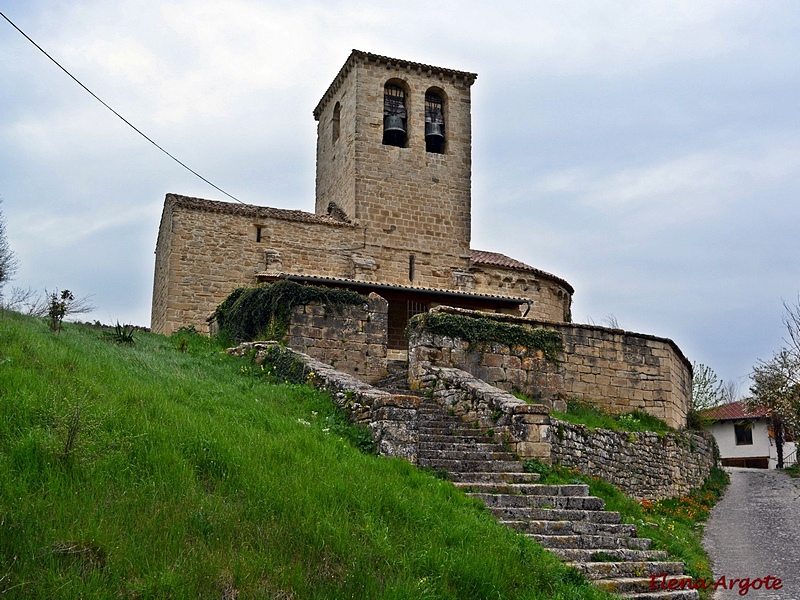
[691,362,725,411]
[687,362,727,430]
[748,299,800,468]
[0,199,19,299]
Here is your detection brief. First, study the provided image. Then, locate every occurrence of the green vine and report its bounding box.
[407,312,563,363]
[213,280,367,344]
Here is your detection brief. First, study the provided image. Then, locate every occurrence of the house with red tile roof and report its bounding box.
[702,401,797,468]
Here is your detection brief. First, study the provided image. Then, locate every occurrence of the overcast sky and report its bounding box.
[2,1,799,388]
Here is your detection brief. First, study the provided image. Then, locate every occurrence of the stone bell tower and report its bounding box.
[313,50,477,288]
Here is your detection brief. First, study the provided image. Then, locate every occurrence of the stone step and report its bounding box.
[418,426,488,438]
[418,441,508,453]
[418,406,457,415]
[528,533,651,550]
[417,449,517,462]
[569,560,686,580]
[502,519,637,537]
[418,417,489,437]
[456,483,589,496]
[417,458,525,473]
[418,433,500,444]
[447,471,541,484]
[549,548,669,563]
[617,590,699,600]
[594,576,697,597]
[471,493,605,511]
[489,506,621,523]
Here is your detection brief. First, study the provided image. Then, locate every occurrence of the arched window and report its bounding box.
[425,90,445,154]
[382,83,407,147]
[332,102,341,144]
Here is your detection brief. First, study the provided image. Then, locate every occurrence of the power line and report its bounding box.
[0,11,246,205]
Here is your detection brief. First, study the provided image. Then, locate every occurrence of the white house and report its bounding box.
[703,401,797,469]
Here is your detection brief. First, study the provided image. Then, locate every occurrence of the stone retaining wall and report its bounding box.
[231,341,717,500]
[228,342,418,462]
[550,419,717,500]
[409,306,691,429]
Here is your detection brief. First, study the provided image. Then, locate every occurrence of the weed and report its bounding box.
[104,321,136,345]
[46,289,74,333]
[590,551,617,562]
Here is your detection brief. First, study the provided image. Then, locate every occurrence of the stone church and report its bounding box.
[151,49,696,430]
[151,50,574,347]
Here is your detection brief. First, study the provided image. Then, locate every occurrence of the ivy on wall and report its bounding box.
[213,280,367,344]
[408,311,563,363]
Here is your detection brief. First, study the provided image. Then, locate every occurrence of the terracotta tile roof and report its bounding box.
[314,50,478,119]
[167,194,351,226]
[470,250,575,294]
[701,401,770,421]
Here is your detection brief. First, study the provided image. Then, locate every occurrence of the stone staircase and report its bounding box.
[416,399,700,600]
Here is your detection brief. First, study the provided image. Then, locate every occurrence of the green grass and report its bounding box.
[523,460,729,600]
[0,311,614,599]
[550,399,673,433]
[784,462,800,478]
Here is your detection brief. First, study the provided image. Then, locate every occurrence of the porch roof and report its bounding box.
[255,272,527,306]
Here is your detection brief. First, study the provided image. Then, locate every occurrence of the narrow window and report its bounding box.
[409,254,415,281]
[256,226,262,242]
[383,83,407,147]
[425,91,445,153]
[332,102,341,144]
[734,422,753,445]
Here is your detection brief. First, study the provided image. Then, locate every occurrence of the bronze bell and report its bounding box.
[425,121,444,143]
[384,115,405,133]
[383,114,406,146]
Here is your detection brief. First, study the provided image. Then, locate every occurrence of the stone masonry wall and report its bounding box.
[550,420,717,500]
[470,265,572,323]
[287,293,388,384]
[408,306,691,429]
[151,195,356,336]
[151,195,576,336]
[557,323,692,429]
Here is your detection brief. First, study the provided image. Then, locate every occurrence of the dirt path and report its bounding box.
[703,467,800,599]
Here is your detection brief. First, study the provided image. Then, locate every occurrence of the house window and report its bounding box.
[332,102,341,143]
[382,83,407,147]
[425,90,445,153]
[256,226,262,242]
[735,422,753,445]
[409,254,415,281]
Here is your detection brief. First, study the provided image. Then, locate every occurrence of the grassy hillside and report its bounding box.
[0,311,612,599]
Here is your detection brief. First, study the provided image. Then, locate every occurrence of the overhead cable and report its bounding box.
[0,11,246,205]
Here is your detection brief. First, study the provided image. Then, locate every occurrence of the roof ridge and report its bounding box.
[166,194,351,226]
